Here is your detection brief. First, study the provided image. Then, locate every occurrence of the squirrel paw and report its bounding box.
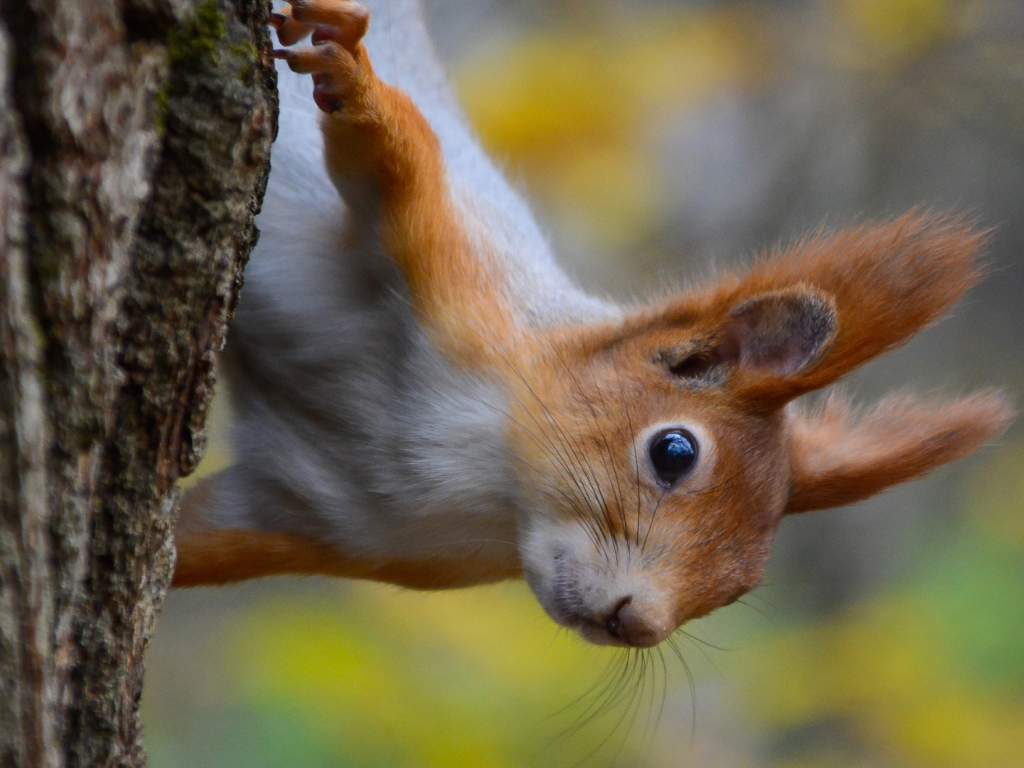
[271,1,373,116]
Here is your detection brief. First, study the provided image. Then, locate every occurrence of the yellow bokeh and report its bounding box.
[734,446,1024,768]
[454,8,760,252]
[738,597,1024,767]
[964,444,1024,546]
[223,582,650,767]
[841,0,954,58]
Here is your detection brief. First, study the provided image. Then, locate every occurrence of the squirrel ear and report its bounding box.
[730,212,986,405]
[646,212,987,406]
[655,287,838,390]
[786,391,1014,514]
[599,213,986,405]
[725,288,837,378]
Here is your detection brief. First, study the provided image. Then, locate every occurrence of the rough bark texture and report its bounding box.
[0,0,276,765]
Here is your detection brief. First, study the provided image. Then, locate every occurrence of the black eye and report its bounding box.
[648,429,698,486]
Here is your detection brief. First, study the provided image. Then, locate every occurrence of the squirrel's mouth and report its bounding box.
[541,547,669,649]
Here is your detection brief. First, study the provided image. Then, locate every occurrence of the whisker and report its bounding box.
[734,596,777,625]
[667,636,698,746]
[559,353,631,559]
[555,651,629,743]
[468,371,613,553]
[537,343,620,549]
[677,628,733,653]
[611,366,644,552]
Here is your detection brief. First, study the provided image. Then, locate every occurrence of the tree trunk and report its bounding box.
[0,0,276,765]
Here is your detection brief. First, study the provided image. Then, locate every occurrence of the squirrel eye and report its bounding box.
[649,429,698,486]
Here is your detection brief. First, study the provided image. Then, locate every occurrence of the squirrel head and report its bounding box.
[507,213,1013,648]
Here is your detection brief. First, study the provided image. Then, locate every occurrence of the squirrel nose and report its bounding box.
[604,596,631,639]
[599,596,664,647]
[602,595,661,647]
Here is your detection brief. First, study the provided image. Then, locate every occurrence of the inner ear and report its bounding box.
[728,288,837,377]
[656,288,837,388]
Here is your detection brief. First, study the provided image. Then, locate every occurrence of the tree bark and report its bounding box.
[0,1,276,766]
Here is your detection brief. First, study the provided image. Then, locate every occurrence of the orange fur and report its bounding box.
[787,390,1014,513]
[173,529,353,586]
[585,212,988,405]
[303,23,519,369]
[173,528,520,589]
[174,477,520,588]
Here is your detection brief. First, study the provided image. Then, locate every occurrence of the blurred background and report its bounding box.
[143,0,1024,765]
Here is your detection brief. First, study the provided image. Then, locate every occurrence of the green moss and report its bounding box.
[228,40,257,62]
[159,0,228,127]
[153,83,170,136]
[167,0,226,72]
[28,314,48,356]
[228,40,258,83]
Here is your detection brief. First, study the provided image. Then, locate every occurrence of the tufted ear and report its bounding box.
[786,391,1014,514]
[735,212,987,405]
[643,212,990,408]
[661,285,838,391]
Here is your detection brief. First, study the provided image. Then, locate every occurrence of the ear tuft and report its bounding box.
[610,212,989,406]
[707,211,987,404]
[751,212,988,395]
[729,289,837,377]
[787,389,1015,514]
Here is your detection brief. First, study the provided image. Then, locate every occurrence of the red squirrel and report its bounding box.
[174,0,1012,649]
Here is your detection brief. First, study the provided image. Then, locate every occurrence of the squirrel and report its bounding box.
[174,0,1013,649]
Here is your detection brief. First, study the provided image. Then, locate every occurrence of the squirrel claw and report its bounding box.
[272,0,374,117]
[271,3,317,46]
